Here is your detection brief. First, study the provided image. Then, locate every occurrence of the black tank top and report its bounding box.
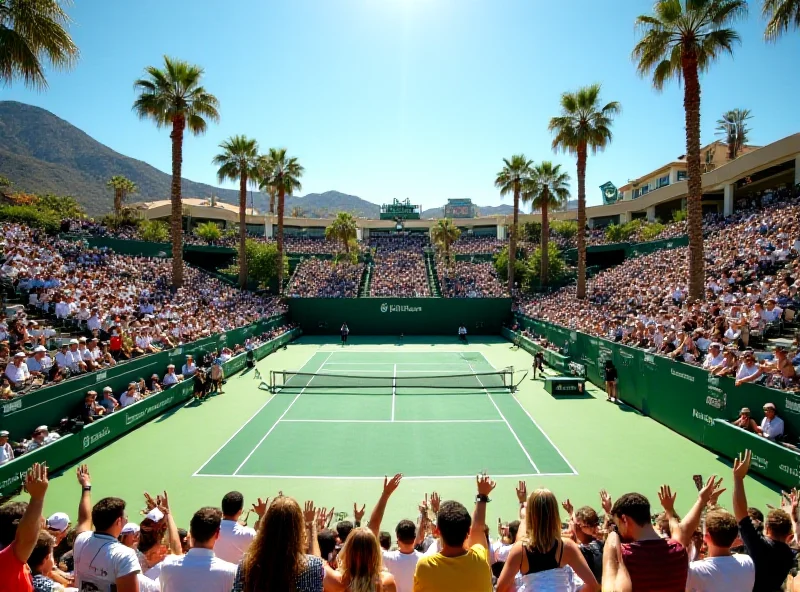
[523,540,563,574]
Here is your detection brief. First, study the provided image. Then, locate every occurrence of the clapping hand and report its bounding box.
[600,489,613,514]
[303,501,316,525]
[516,480,527,504]
[658,485,677,515]
[733,450,752,480]
[25,463,48,500]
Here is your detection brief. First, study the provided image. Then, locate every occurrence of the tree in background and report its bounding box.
[138,219,169,243]
[431,218,461,271]
[549,84,620,300]
[523,161,570,286]
[763,0,800,40]
[265,184,278,215]
[36,193,84,218]
[325,211,358,256]
[194,221,222,244]
[495,155,533,294]
[133,56,220,287]
[106,175,138,214]
[550,220,578,240]
[0,0,79,89]
[259,148,304,292]
[213,135,261,288]
[527,243,567,286]
[0,175,12,192]
[716,108,752,160]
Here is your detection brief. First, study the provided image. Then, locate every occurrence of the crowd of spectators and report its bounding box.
[437,260,507,299]
[369,235,431,298]
[451,236,505,255]
[287,259,364,298]
[519,191,800,394]
[4,451,798,592]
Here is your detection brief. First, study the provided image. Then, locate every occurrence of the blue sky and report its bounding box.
[4,0,799,210]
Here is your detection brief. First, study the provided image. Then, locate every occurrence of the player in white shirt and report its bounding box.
[686,509,754,592]
[215,491,257,564]
[73,470,141,592]
[159,507,237,592]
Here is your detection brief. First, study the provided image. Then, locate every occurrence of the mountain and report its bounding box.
[284,191,380,218]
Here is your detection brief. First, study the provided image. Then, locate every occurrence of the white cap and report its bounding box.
[120,522,140,535]
[46,512,70,533]
[145,508,164,523]
[69,339,79,345]
[34,345,46,353]
[14,352,25,358]
[103,386,113,392]
[35,425,48,433]
[78,337,87,342]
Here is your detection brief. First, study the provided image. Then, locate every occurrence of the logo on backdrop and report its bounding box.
[82,426,111,449]
[380,303,423,313]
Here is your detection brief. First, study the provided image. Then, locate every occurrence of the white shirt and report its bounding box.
[158,548,236,592]
[74,531,141,592]
[119,392,140,408]
[761,415,785,440]
[214,519,256,564]
[703,353,725,369]
[0,442,14,465]
[5,362,29,383]
[686,554,755,592]
[736,363,760,380]
[163,372,179,386]
[381,549,422,592]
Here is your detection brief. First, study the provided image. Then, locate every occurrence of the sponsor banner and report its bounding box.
[381,303,423,313]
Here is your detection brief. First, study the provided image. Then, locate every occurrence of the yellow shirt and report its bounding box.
[413,544,492,592]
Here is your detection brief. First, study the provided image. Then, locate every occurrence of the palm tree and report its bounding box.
[265,184,278,215]
[715,108,752,160]
[431,218,462,271]
[325,211,358,254]
[549,85,620,300]
[495,155,533,293]
[106,175,138,214]
[213,135,260,288]
[523,162,571,285]
[0,0,79,89]
[763,0,800,40]
[633,0,746,300]
[259,148,304,292]
[133,56,220,287]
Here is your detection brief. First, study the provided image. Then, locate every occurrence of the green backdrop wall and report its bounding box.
[514,314,800,489]
[289,298,512,335]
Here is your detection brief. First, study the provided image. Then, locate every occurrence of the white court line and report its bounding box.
[194,473,575,480]
[476,351,578,476]
[232,352,333,476]
[391,363,397,421]
[316,369,484,374]
[280,419,505,424]
[193,395,284,476]
[467,360,540,474]
[323,362,477,366]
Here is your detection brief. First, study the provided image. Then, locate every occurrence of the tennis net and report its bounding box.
[264,368,514,394]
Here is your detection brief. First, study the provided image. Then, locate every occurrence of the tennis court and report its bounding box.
[194,350,576,479]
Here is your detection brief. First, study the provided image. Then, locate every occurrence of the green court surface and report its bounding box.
[27,336,783,531]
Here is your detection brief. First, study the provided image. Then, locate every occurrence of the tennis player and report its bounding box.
[532,351,545,380]
[340,322,350,345]
[458,324,468,343]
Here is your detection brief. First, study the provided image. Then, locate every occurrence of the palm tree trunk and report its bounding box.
[576,146,587,299]
[238,174,248,288]
[114,188,122,215]
[540,194,549,287]
[169,117,185,288]
[269,192,275,215]
[277,187,285,292]
[682,55,705,301]
[508,182,519,294]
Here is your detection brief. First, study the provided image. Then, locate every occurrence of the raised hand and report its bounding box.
[733,450,752,481]
[326,507,336,528]
[430,491,441,514]
[157,491,170,514]
[252,497,268,518]
[143,491,158,512]
[383,474,403,497]
[658,485,677,515]
[516,480,528,504]
[600,489,613,514]
[477,473,496,496]
[353,503,366,522]
[303,500,316,524]
[316,508,328,530]
[562,498,574,516]
[25,463,48,500]
[698,476,725,506]
[76,464,91,488]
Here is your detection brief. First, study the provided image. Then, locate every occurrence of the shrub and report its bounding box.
[550,220,578,239]
[0,205,60,233]
[194,221,222,243]
[138,220,169,243]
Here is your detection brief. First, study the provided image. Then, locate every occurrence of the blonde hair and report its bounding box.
[524,488,561,554]
[337,527,383,592]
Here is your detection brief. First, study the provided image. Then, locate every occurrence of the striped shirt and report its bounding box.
[622,538,688,591]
